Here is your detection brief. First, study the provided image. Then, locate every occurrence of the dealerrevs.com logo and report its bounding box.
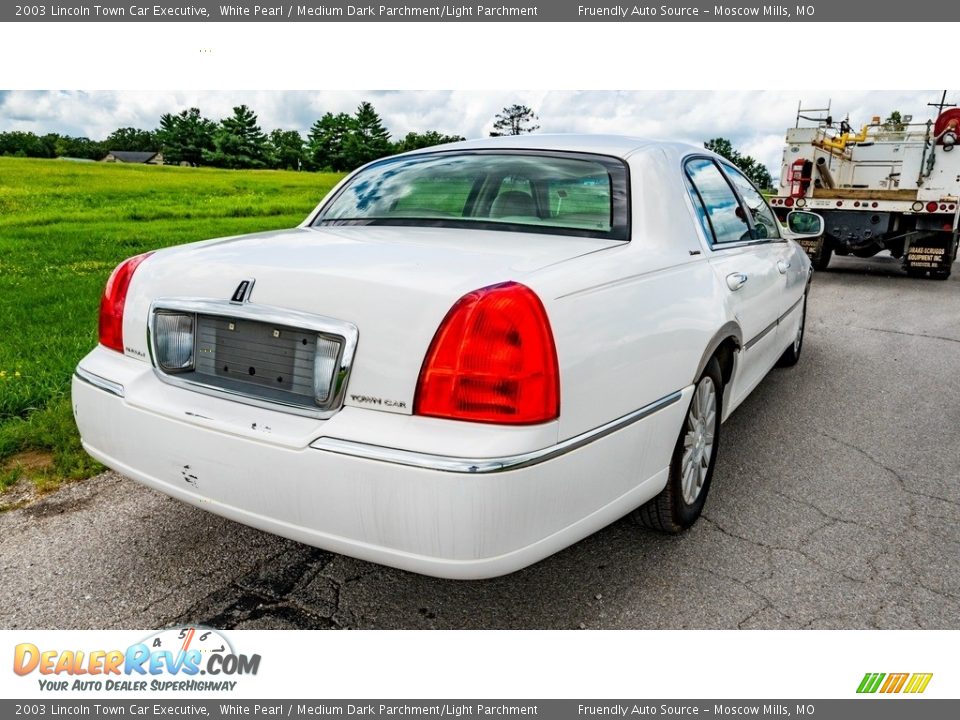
[13,627,260,692]
[857,672,933,694]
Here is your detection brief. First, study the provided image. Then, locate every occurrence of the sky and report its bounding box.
[0,89,954,175]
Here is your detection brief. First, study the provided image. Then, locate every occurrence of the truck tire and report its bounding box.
[811,237,833,271]
[634,358,723,533]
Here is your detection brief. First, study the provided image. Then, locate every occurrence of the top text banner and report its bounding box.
[5,0,960,23]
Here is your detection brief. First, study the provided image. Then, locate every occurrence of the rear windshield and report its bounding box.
[313,150,629,240]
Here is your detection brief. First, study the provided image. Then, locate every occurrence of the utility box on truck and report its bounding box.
[771,103,960,279]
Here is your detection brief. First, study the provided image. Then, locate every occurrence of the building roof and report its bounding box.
[105,150,159,163]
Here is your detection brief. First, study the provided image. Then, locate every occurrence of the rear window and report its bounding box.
[313,151,630,240]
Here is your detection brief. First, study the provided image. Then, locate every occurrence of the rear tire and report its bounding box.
[634,358,723,533]
[811,238,833,271]
[776,290,807,367]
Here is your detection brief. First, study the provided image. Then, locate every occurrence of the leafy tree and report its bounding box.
[394,130,465,154]
[203,105,270,169]
[344,101,393,169]
[156,108,216,166]
[883,110,906,132]
[704,137,773,191]
[306,112,355,171]
[490,104,540,136]
[268,129,305,170]
[105,127,157,152]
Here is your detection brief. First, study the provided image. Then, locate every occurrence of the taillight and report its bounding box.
[98,252,153,353]
[414,282,560,425]
[926,201,939,213]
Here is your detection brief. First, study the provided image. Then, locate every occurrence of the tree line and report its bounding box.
[0,100,775,189]
[0,101,464,172]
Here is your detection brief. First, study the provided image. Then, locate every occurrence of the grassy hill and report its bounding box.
[0,157,344,495]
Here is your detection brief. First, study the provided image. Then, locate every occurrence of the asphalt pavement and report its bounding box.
[2,253,958,630]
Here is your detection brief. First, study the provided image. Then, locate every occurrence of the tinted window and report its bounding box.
[684,158,751,245]
[315,151,628,239]
[721,162,781,240]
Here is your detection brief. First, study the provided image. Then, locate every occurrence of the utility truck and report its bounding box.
[771,98,960,279]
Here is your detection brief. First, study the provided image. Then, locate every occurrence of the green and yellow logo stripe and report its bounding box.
[857,672,933,694]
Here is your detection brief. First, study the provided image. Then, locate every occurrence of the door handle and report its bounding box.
[777,260,791,274]
[726,272,748,291]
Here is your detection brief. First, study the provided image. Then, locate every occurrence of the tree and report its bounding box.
[704,137,773,190]
[344,101,392,169]
[203,105,270,169]
[105,127,156,152]
[490,104,540,136]
[306,112,355,171]
[156,108,216,165]
[394,130,465,154]
[268,129,304,170]
[883,110,906,132]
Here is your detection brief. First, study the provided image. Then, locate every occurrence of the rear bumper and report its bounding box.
[72,347,689,579]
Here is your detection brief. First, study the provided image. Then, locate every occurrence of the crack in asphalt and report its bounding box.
[854,325,960,345]
[162,547,371,630]
[822,431,960,510]
[700,514,869,586]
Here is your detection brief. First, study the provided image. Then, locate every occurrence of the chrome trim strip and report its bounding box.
[743,319,778,351]
[311,390,684,474]
[148,298,359,420]
[708,238,774,252]
[779,294,804,323]
[743,293,806,351]
[74,366,125,398]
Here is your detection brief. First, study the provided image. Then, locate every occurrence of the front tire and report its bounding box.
[634,358,722,533]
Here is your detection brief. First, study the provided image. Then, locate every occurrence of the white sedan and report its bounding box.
[72,135,821,579]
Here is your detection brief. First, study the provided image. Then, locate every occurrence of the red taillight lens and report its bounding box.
[926,201,939,213]
[414,282,560,425]
[98,252,153,353]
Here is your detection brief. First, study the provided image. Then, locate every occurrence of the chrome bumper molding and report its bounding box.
[311,390,684,474]
[74,366,125,398]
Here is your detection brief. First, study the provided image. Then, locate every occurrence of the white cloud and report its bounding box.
[0,89,951,175]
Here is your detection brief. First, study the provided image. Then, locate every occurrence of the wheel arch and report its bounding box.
[694,322,742,389]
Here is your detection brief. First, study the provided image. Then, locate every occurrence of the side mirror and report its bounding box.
[786,210,824,238]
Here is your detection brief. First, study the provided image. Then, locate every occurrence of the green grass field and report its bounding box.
[0,157,343,495]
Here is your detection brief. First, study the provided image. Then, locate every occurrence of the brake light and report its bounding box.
[415,282,560,425]
[98,252,153,353]
[926,201,939,213]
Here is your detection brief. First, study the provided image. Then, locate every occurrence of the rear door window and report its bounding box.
[721,162,781,240]
[684,158,752,245]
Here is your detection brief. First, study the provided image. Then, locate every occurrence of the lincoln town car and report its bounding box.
[72,135,822,578]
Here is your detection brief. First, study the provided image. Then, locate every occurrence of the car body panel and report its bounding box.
[123,225,621,417]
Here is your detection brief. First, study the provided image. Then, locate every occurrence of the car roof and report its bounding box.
[404,133,703,161]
